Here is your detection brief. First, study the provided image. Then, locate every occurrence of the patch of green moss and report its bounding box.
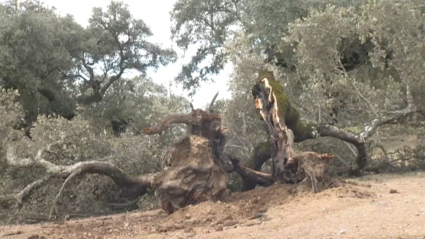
[257,71,291,121]
[344,126,363,135]
[255,71,318,141]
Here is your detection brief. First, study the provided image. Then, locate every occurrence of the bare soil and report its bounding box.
[1,172,425,239]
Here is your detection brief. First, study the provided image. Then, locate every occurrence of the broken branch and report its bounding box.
[142,113,198,135]
[209,91,219,112]
[2,144,157,213]
[227,154,274,187]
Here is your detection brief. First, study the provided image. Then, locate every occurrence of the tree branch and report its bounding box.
[0,178,49,208]
[142,113,199,135]
[227,154,274,187]
[2,143,157,213]
[209,91,219,112]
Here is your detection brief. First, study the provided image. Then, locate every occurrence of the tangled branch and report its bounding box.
[1,141,157,218]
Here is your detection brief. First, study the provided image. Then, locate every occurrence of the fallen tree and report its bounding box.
[1,70,419,219]
[0,93,238,216]
[243,71,420,190]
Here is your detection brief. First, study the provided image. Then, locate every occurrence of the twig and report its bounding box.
[343,141,358,158]
[209,91,219,112]
[49,168,83,219]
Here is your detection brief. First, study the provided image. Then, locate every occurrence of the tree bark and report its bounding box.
[227,154,274,187]
[241,142,271,191]
[38,87,76,120]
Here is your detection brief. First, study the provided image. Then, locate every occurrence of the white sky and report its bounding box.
[40,0,232,108]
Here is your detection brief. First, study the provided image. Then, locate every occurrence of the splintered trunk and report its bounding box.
[142,94,232,214]
[244,71,336,188]
[251,74,290,182]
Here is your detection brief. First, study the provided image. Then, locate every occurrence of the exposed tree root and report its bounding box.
[228,155,274,187]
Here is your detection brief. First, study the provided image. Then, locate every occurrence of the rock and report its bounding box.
[185,214,191,220]
[216,226,223,231]
[251,212,263,219]
[245,221,261,227]
[184,227,194,233]
[224,220,238,227]
[389,189,398,194]
[203,216,215,222]
[258,207,268,213]
[187,232,196,238]
[27,236,46,239]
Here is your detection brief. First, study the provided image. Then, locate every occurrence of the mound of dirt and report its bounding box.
[0,177,382,239]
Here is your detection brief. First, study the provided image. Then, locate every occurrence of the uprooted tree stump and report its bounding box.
[142,93,233,213]
[152,135,229,214]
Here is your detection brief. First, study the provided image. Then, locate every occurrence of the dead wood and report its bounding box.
[1,141,156,216]
[2,93,232,217]
[285,151,335,193]
[142,113,198,135]
[153,135,229,214]
[251,75,290,181]
[142,95,233,214]
[227,155,274,187]
[209,92,219,112]
[0,178,48,208]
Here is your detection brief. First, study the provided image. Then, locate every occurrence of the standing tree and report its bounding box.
[75,1,176,105]
[0,1,82,134]
[0,1,177,136]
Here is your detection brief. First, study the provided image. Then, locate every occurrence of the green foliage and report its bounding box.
[283,1,424,125]
[84,1,176,76]
[170,0,371,90]
[81,75,190,144]
[0,88,26,179]
[171,0,239,91]
[221,52,268,160]
[0,0,81,121]
[0,0,177,128]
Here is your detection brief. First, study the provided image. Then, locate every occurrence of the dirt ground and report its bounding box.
[1,173,425,239]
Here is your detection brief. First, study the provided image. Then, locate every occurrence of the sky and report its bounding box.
[39,0,232,108]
